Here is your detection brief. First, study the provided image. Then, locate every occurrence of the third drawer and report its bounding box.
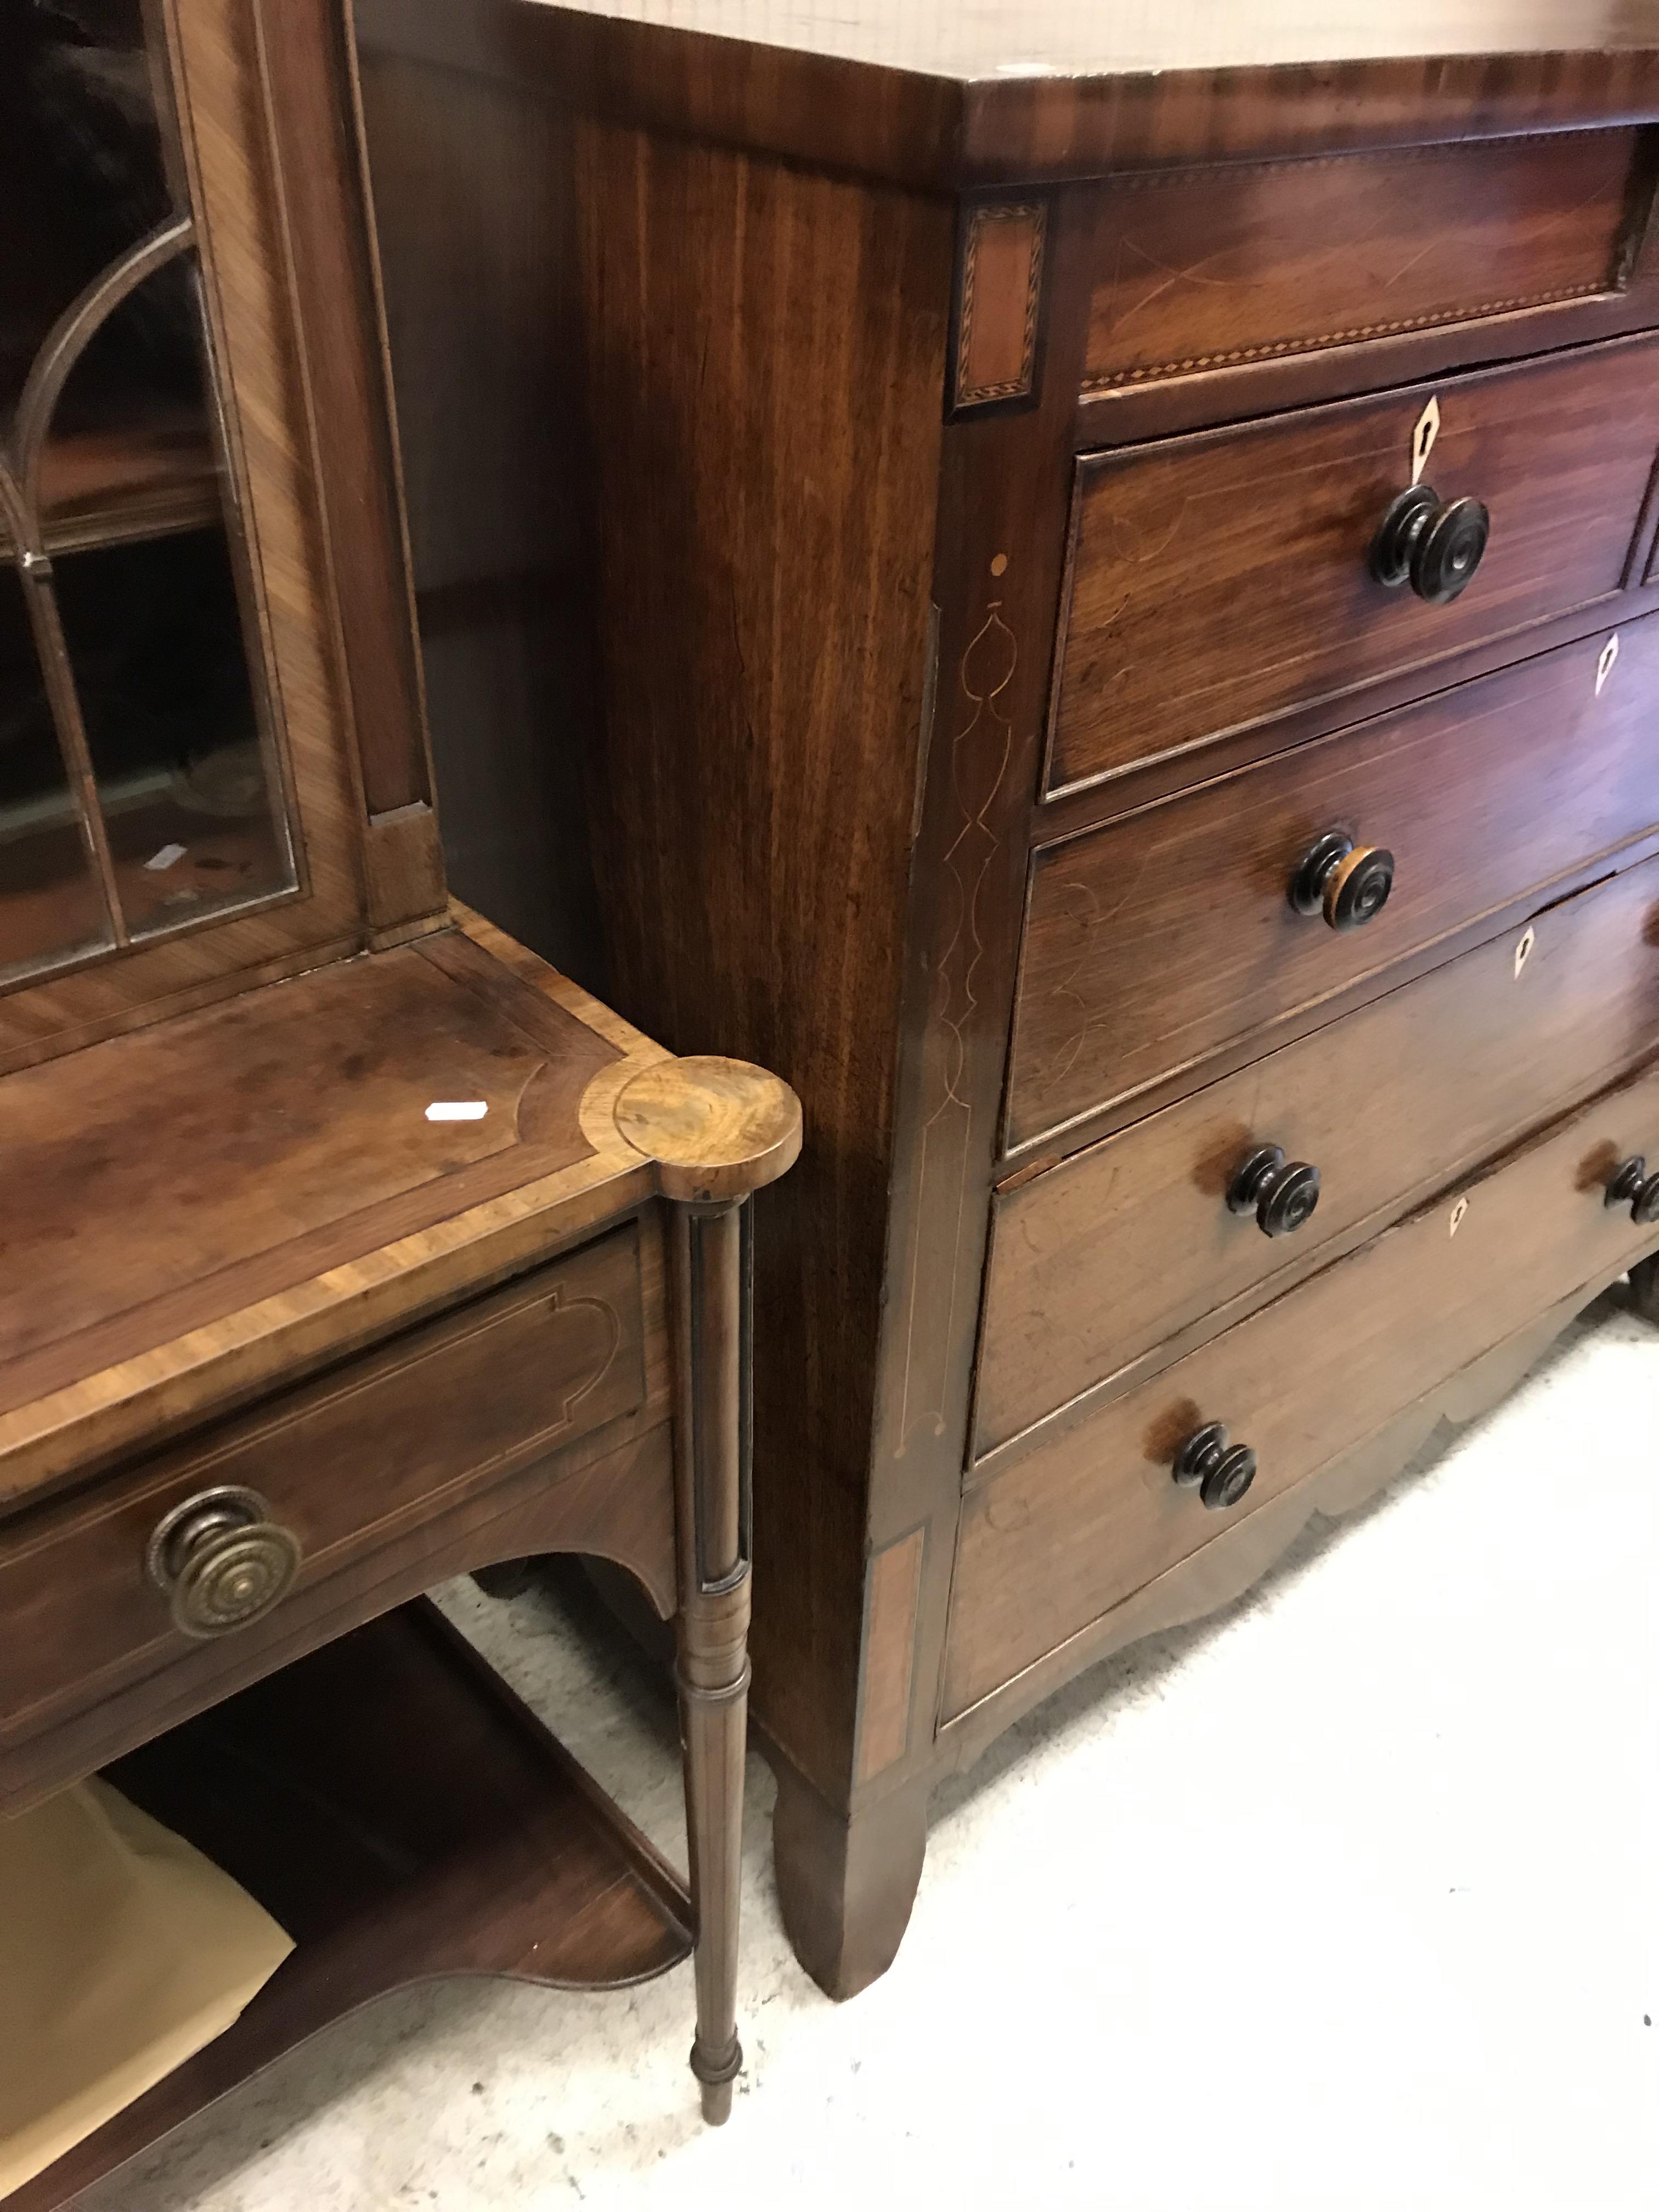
[946,1049,1659,1722]
[978,851,1659,1455]
[1008,617,1659,1148]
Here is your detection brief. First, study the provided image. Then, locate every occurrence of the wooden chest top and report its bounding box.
[356,0,1659,185]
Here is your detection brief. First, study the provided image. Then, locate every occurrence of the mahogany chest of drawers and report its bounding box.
[354,0,1659,1997]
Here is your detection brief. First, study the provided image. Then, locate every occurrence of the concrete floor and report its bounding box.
[87,1288,1658,2212]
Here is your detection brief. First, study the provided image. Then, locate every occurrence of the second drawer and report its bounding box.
[979,852,1659,1455]
[1008,617,1659,1148]
[946,1052,1659,1722]
[1051,330,1659,791]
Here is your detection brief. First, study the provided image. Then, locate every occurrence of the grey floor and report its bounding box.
[86,1289,1658,2211]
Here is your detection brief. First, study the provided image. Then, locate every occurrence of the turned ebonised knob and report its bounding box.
[1227,1145,1322,1237]
[145,1485,301,1639]
[1288,831,1395,932]
[1605,1156,1659,1225]
[1369,483,1490,605]
[1172,1421,1259,1511]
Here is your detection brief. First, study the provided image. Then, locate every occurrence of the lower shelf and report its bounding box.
[0,416,222,567]
[11,1600,692,2211]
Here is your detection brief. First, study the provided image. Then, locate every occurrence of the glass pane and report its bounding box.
[1,1,177,416]
[40,256,217,562]
[0,567,112,975]
[53,527,294,938]
[1,0,299,977]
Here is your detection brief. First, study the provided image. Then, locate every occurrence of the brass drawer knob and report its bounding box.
[1227,1144,1322,1238]
[1289,831,1395,932]
[145,1485,301,1639]
[1172,1421,1258,1511]
[1605,1156,1659,1226]
[1369,483,1490,605]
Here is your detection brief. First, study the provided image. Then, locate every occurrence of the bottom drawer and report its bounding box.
[944,1055,1659,1720]
[0,1222,647,1757]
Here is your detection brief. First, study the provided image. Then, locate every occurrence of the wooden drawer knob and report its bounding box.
[1172,1421,1259,1511]
[1227,1144,1322,1237]
[1289,831,1395,932]
[1605,1156,1659,1225]
[1369,483,1490,605]
[146,1485,301,1639]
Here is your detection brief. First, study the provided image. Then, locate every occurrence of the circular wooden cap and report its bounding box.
[614,1056,802,1203]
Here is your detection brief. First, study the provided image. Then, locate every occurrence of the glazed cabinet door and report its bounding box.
[0,0,439,1063]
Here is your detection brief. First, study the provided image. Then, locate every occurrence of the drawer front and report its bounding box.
[0,1225,646,1750]
[1049,335,1659,793]
[1082,129,1647,399]
[946,1056,1659,1721]
[980,855,1659,1455]
[1009,619,1659,1149]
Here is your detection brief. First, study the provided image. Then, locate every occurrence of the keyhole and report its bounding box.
[1412,397,1441,486]
[1449,1196,1470,1238]
[1514,926,1535,980]
[1596,634,1620,696]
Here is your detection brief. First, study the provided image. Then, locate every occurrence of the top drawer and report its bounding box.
[1081,130,1651,399]
[1048,335,1659,795]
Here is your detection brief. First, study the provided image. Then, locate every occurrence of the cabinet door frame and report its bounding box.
[0,0,443,1074]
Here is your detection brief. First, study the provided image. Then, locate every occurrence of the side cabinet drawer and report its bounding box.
[945,1056,1659,1722]
[0,1223,647,1752]
[979,854,1659,1455]
[1009,618,1659,1147]
[1052,331,1659,792]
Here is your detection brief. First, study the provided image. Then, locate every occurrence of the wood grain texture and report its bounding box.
[3,1420,682,1816]
[0,909,675,1507]
[980,855,1659,1455]
[254,0,441,871]
[1050,335,1659,794]
[771,1757,930,2002]
[571,119,952,1795]
[348,0,1659,2004]
[0,932,618,1416]
[354,45,610,978]
[0,1226,644,1765]
[1,5,785,2149]
[1082,129,1646,393]
[952,200,1048,411]
[666,1195,755,2123]
[10,1602,692,2212]
[947,1052,1659,1719]
[854,1527,926,1783]
[1011,619,1659,1149]
[940,1267,1646,1775]
[1073,264,1659,454]
[835,194,1099,1861]
[616,1055,802,1203]
[352,0,1659,189]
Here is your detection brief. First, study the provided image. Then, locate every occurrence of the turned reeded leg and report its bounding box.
[616,1054,800,2121]
[619,1053,805,2123]
[669,1195,752,2124]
